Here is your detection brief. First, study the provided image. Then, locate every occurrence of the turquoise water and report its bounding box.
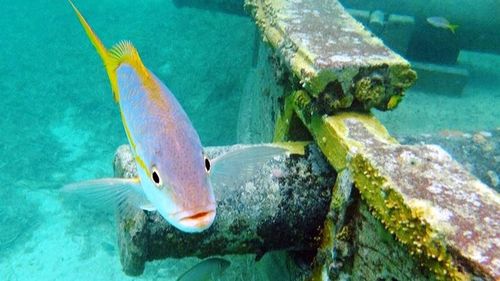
[1,0,498,280]
[376,51,500,135]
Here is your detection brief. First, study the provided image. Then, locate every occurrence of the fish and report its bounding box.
[177,258,230,281]
[426,16,459,34]
[63,1,288,233]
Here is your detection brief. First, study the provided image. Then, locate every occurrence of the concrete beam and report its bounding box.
[172,0,246,16]
[340,0,500,55]
[382,14,415,56]
[241,1,498,280]
[411,62,469,95]
[245,0,416,112]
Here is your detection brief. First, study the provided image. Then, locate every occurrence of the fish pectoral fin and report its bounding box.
[61,177,151,215]
[210,144,290,187]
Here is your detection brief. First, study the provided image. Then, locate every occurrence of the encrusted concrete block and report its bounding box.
[113,144,335,276]
[412,62,469,95]
[351,141,499,280]
[237,41,285,143]
[287,93,499,280]
[346,9,370,25]
[242,1,497,280]
[351,202,435,281]
[369,10,385,35]
[245,0,416,112]
[382,14,415,56]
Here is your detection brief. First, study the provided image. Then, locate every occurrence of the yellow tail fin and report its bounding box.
[68,0,120,102]
[448,24,459,34]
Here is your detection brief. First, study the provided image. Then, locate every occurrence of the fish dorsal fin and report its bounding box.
[109,41,154,88]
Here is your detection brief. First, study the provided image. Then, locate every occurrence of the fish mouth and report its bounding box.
[176,208,216,232]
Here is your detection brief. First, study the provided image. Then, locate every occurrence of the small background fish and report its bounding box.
[177,257,230,281]
[427,16,459,33]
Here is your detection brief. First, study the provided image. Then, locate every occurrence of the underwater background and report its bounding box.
[0,0,498,280]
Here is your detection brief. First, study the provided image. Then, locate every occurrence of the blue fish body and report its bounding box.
[117,64,216,232]
[66,1,215,233]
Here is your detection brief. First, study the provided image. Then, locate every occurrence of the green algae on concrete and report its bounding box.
[351,144,500,280]
[245,0,416,112]
[350,201,434,280]
[289,96,500,280]
[311,169,355,281]
[273,92,299,142]
[244,1,497,280]
[273,90,312,142]
[289,90,397,171]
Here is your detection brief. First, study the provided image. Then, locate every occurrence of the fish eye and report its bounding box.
[204,156,211,173]
[151,166,162,186]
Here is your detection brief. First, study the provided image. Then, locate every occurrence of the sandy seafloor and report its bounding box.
[0,0,498,280]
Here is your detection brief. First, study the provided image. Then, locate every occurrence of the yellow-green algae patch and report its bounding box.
[290,91,352,170]
[386,94,403,110]
[290,90,396,171]
[360,145,499,280]
[350,154,467,280]
[310,169,354,281]
[354,77,386,110]
[289,99,498,280]
[274,92,300,142]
